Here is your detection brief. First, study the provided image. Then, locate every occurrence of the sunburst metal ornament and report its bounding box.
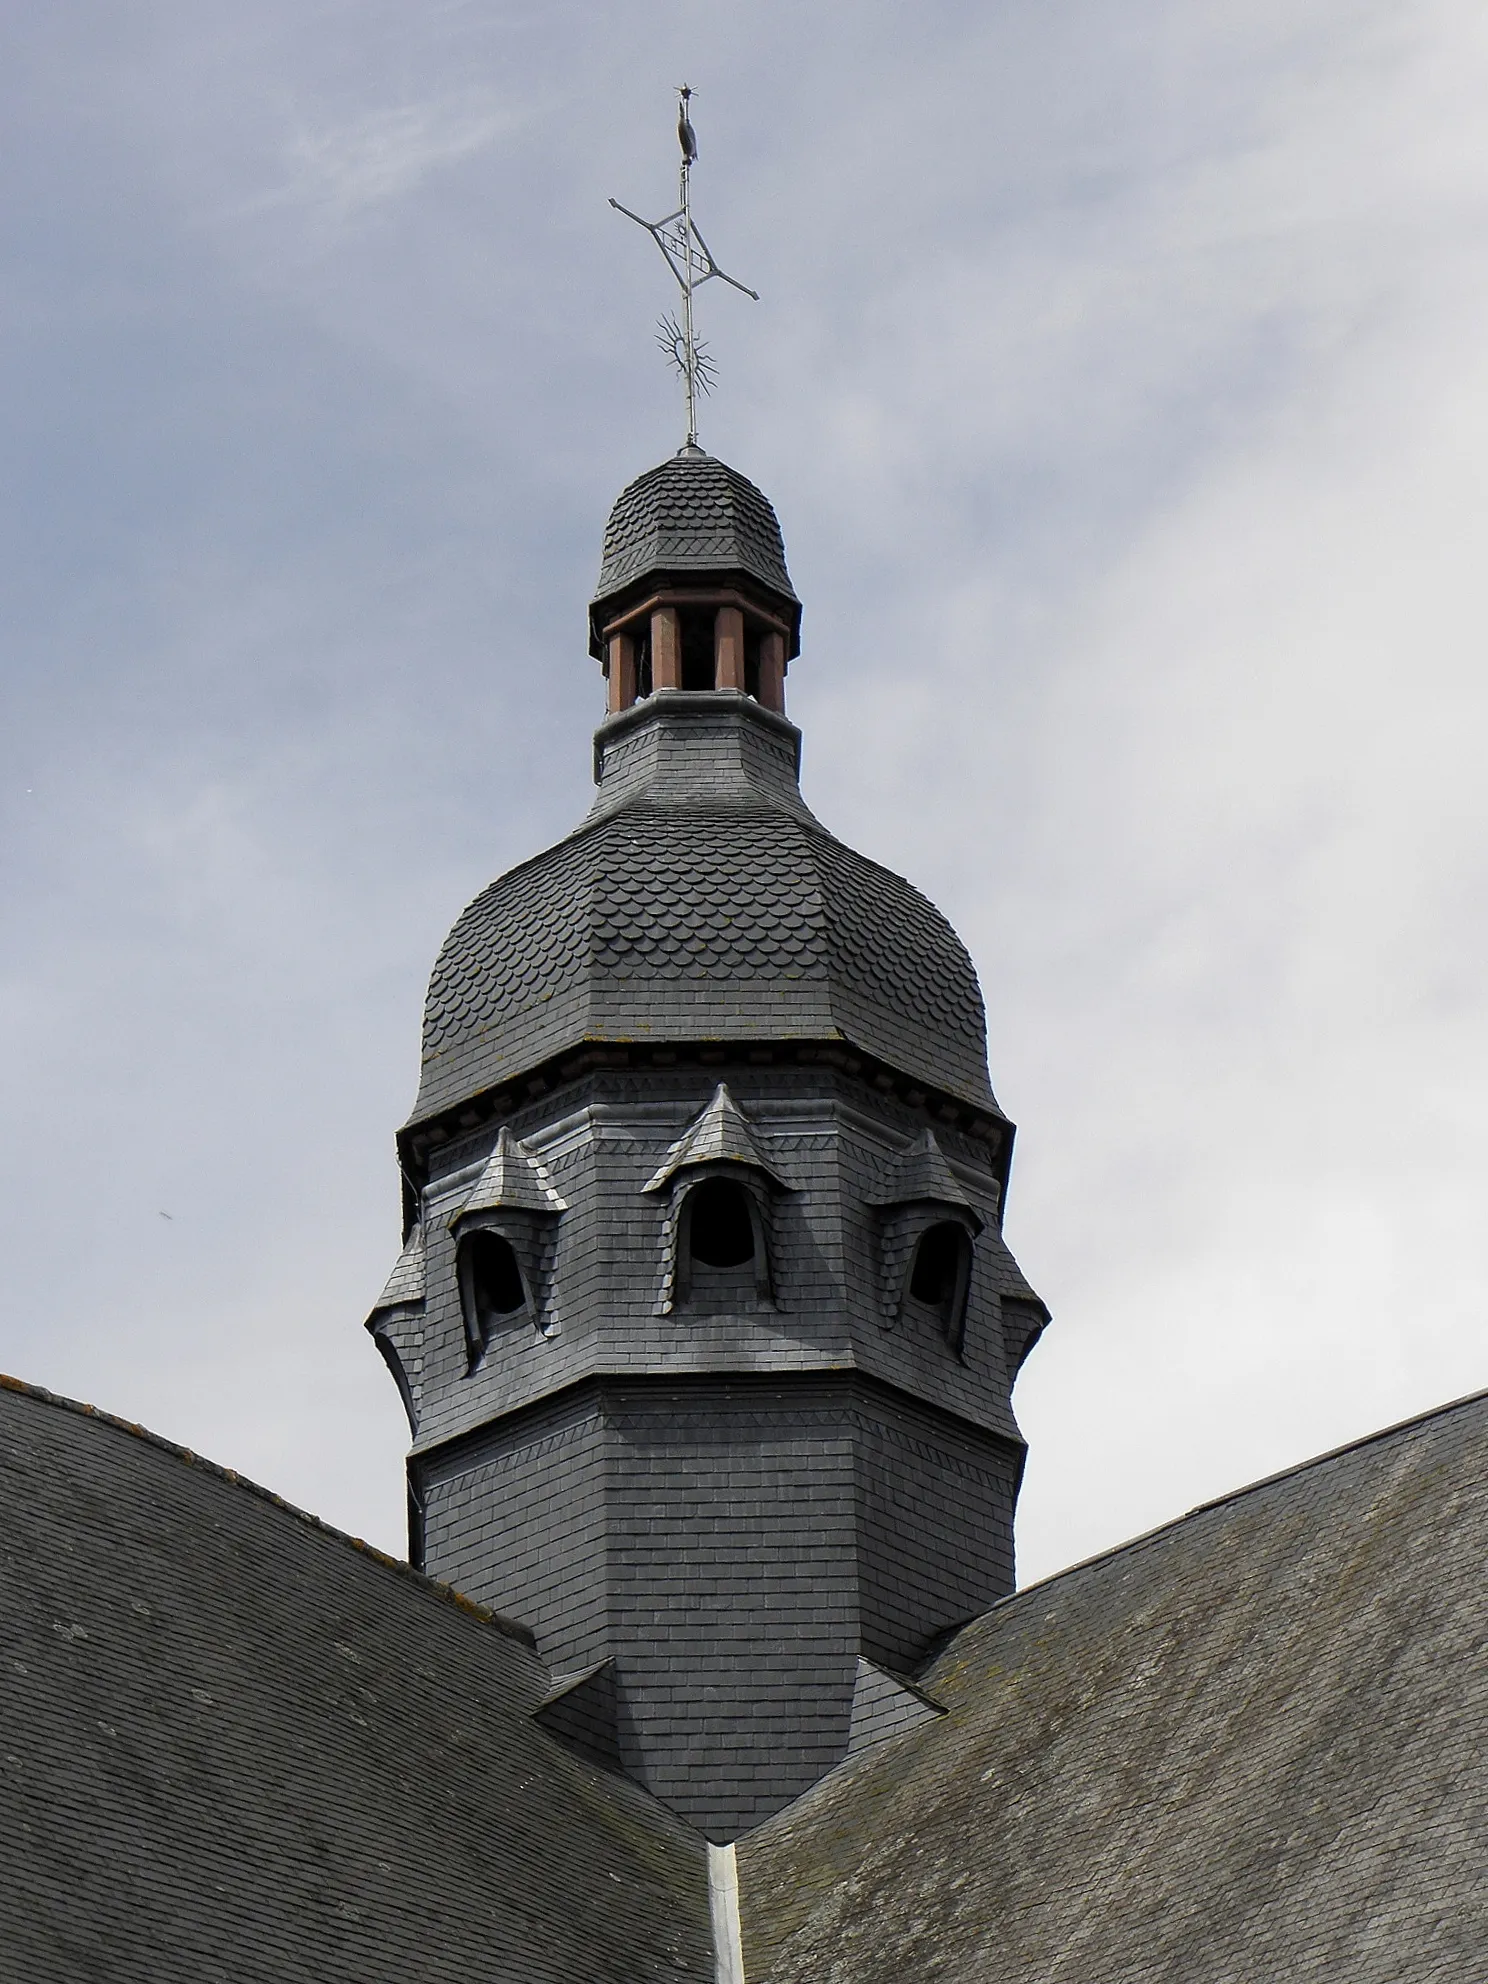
[611,85,758,447]
[656,313,718,397]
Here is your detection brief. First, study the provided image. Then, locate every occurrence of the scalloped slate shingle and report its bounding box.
[412,712,998,1123]
[591,446,798,612]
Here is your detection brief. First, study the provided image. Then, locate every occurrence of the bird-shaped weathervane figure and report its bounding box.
[611,86,757,448]
[678,88,698,165]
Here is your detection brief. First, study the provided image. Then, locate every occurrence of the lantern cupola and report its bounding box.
[589,445,801,713]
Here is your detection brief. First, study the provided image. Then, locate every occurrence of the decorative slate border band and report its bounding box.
[412,1369,1026,1479]
[399,1035,1012,1231]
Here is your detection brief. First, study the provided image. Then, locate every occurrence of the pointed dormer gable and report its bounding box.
[365,1223,427,1434]
[873,1128,986,1231]
[643,1083,788,1194]
[368,1222,427,1315]
[452,1126,566,1229]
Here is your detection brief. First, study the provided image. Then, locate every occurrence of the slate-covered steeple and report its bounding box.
[369,449,1048,1839]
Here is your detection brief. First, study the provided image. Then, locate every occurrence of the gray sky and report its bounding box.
[1,1,1483,1586]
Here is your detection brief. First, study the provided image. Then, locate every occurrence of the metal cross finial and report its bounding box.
[611,86,758,448]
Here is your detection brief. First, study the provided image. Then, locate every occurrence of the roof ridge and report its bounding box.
[0,1371,537,1649]
[994,1384,1488,1619]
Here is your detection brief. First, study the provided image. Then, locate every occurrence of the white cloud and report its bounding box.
[273,93,529,220]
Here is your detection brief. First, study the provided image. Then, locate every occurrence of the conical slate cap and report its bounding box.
[644,1084,788,1193]
[368,1223,425,1316]
[588,447,800,657]
[454,1126,565,1222]
[873,1129,984,1229]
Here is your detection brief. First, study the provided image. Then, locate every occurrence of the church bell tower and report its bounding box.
[366,444,1048,1839]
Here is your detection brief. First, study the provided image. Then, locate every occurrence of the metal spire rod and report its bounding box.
[677,90,700,447]
[610,86,758,447]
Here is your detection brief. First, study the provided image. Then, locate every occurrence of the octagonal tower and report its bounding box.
[368,446,1047,1840]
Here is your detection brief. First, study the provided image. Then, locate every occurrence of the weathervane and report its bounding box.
[610,86,758,447]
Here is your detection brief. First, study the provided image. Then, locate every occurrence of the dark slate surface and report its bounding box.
[0,1377,711,1984]
[738,1390,1488,1984]
[400,1039,1039,1843]
[591,447,798,613]
[412,694,998,1124]
[403,1066,1037,1458]
[417,1373,1020,1840]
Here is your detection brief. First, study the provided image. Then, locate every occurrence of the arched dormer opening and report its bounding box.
[871,1129,987,1358]
[675,1174,771,1312]
[643,1084,790,1316]
[447,1125,567,1365]
[457,1228,532,1369]
[903,1220,975,1351]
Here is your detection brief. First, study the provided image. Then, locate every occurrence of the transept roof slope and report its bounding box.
[0,1377,711,1984]
[738,1388,1488,1984]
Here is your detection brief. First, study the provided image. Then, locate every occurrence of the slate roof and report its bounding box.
[368,1221,425,1313]
[738,1388,1488,1984]
[0,1375,711,1984]
[871,1127,983,1221]
[454,1124,566,1220]
[413,695,998,1124]
[590,446,799,644]
[3,1365,1479,1983]
[643,1083,788,1192]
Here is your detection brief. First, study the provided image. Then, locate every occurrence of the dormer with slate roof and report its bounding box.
[366,1223,425,1433]
[872,1128,992,1352]
[449,1127,566,1358]
[643,1085,790,1315]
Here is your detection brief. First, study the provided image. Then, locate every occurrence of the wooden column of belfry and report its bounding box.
[714,606,746,691]
[607,631,637,713]
[650,606,682,689]
[758,629,786,713]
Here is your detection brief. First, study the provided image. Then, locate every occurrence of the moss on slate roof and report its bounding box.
[739,1389,1488,1984]
[0,1376,711,1984]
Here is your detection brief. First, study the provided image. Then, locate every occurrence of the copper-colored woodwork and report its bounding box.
[714,606,746,691]
[758,630,786,714]
[606,631,637,714]
[601,596,791,712]
[650,606,682,690]
[602,586,793,645]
